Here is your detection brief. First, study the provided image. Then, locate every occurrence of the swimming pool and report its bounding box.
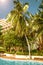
[0,58,43,65]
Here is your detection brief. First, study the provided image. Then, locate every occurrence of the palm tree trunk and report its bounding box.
[25,34,31,59]
[39,35,43,50]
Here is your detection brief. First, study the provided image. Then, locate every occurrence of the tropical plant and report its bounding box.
[31,0,43,50]
[6,0,33,58]
[3,29,28,54]
[37,0,43,50]
[0,25,3,47]
[3,30,15,52]
[6,0,43,56]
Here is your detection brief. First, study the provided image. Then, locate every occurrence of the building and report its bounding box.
[0,19,13,32]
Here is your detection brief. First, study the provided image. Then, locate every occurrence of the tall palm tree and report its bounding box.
[31,0,43,50]
[37,0,43,50]
[6,0,33,58]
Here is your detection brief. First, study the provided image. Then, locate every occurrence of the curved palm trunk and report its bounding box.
[25,34,31,59]
[38,35,43,50]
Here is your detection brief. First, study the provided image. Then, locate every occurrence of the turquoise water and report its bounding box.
[0,58,43,65]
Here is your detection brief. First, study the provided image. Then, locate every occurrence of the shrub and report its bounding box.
[0,47,5,53]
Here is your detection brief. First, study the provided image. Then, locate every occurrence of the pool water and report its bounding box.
[0,58,43,65]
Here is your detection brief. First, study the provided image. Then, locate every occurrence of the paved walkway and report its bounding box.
[0,55,43,62]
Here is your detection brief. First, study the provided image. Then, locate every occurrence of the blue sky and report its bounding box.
[0,0,42,19]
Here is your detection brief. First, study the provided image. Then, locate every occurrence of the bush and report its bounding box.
[0,47,5,53]
[16,51,29,55]
[31,49,43,56]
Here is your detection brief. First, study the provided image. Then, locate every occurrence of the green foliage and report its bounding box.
[3,29,28,53]
[0,47,5,53]
[39,0,43,10]
[5,0,43,55]
[6,0,30,37]
[31,50,43,56]
[0,0,43,56]
[0,25,3,47]
[16,51,28,55]
[0,25,2,35]
[3,30,15,52]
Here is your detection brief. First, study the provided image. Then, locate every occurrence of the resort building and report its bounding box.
[0,19,12,32]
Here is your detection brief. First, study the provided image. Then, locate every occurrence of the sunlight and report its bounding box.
[1,0,6,3]
[23,4,29,12]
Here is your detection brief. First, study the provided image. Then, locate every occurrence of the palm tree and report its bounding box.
[37,0,43,50]
[31,0,43,50]
[6,0,33,59]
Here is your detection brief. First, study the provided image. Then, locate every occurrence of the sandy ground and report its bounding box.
[0,55,43,62]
